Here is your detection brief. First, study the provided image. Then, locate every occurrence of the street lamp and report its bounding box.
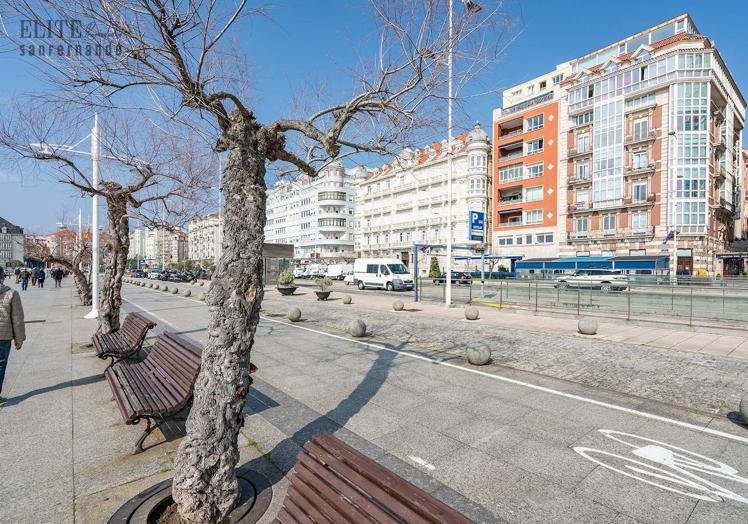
[668,131,680,284]
[445,0,482,307]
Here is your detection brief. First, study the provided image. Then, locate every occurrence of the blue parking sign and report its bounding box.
[469,211,484,242]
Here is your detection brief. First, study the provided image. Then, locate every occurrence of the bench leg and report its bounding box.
[133,418,162,455]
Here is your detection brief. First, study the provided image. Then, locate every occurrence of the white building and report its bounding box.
[354,123,492,270]
[0,217,25,268]
[188,213,221,265]
[128,227,188,267]
[265,161,358,262]
[128,228,147,260]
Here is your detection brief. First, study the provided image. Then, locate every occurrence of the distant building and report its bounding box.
[188,213,221,265]
[46,227,78,260]
[0,217,25,268]
[129,227,188,267]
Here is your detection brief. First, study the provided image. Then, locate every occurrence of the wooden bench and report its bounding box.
[275,433,472,524]
[93,312,156,367]
[105,332,201,453]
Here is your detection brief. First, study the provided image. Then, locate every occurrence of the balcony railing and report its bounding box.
[568,174,591,186]
[498,150,523,161]
[567,225,655,242]
[623,194,656,206]
[567,147,592,159]
[624,163,656,176]
[499,128,523,140]
[498,220,522,228]
[624,130,657,146]
[501,91,554,116]
[567,202,593,213]
[498,197,523,206]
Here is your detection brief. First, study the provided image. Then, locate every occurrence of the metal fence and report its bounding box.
[416,278,748,327]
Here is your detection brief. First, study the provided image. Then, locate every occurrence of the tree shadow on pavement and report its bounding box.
[237,332,413,487]
[2,373,105,407]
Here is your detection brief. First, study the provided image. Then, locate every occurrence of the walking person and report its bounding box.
[0,267,5,285]
[30,267,38,287]
[19,269,30,291]
[0,282,25,404]
[14,267,20,284]
[37,268,46,289]
[54,268,63,288]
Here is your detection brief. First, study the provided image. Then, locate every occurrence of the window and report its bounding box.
[470,155,485,168]
[536,233,553,244]
[576,161,589,179]
[633,117,649,140]
[576,251,590,257]
[630,248,646,256]
[497,237,513,246]
[577,133,590,152]
[575,217,589,235]
[603,214,617,233]
[499,163,522,182]
[539,80,547,90]
[526,234,533,244]
[601,251,614,257]
[632,151,649,169]
[527,138,544,155]
[632,181,648,202]
[527,163,544,179]
[526,114,544,131]
[631,211,648,231]
[573,111,592,126]
[527,85,534,94]
[515,236,523,245]
[511,89,521,98]
[552,74,563,85]
[576,190,589,204]
[525,186,543,202]
[525,209,542,224]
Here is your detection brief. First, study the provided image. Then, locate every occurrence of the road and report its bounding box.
[121,281,748,523]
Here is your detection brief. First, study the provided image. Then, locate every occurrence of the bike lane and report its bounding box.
[121,283,748,523]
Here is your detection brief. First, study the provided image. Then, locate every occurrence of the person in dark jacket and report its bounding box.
[19,269,30,291]
[0,283,25,403]
[37,269,46,289]
[53,268,63,288]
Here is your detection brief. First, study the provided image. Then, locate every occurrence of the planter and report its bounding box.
[315,291,331,301]
[277,286,298,296]
[108,468,272,524]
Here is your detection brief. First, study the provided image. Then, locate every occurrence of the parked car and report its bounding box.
[129,269,145,278]
[432,272,473,286]
[353,258,413,291]
[148,271,162,280]
[326,264,354,280]
[554,269,628,293]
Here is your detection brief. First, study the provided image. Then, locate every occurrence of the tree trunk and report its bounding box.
[99,194,129,334]
[172,118,267,523]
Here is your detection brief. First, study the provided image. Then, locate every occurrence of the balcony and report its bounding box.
[498,197,523,207]
[567,202,593,214]
[498,150,523,162]
[624,163,656,177]
[568,174,592,186]
[624,130,657,146]
[623,194,656,207]
[317,191,348,202]
[501,91,554,116]
[395,202,413,210]
[498,220,523,228]
[714,134,727,152]
[567,226,655,242]
[567,147,592,159]
[714,166,727,182]
[498,128,523,140]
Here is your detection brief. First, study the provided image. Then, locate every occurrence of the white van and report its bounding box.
[353,258,414,291]
[326,264,353,280]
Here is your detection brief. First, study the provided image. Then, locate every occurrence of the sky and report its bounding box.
[1,0,747,233]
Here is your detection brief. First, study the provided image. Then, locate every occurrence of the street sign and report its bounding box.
[468,211,485,242]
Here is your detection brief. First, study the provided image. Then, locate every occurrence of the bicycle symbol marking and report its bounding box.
[574,429,748,504]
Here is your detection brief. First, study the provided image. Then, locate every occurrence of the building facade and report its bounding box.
[493,14,745,276]
[354,123,491,269]
[493,64,570,260]
[187,213,221,265]
[129,227,188,267]
[264,161,357,262]
[0,217,24,268]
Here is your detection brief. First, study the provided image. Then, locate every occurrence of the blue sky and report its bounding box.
[1,0,747,232]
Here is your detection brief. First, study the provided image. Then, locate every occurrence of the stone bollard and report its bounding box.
[162,286,169,292]
[578,317,598,335]
[392,299,404,311]
[182,289,191,297]
[154,284,160,290]
[466,347,491,365]
[343,295,352,305]
[200,293,207,302]
[288,307,302,322]
[171,288,178,294]
[740,393,748,423]
[465,306,480,320]
[148,283,153,288]
[199,281,205,286]
[349,320,366,338]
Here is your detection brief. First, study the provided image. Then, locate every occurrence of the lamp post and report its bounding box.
[85,113,100,318]
[668,131,679,285]
[445,0,481,307]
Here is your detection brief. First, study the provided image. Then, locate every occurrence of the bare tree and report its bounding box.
[27,239,93,305]
[0,1,512,521]
[0,109,213,333]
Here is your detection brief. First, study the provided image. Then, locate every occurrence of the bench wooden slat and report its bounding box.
[284,484,335,524]
[93,312,156,362]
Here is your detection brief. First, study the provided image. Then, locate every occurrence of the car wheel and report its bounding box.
[357,281,365,290]
[386,282,394,292]
[600,282,612,293]
[558,281,568,290]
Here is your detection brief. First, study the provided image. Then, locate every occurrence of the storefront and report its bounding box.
[262,243,294,285]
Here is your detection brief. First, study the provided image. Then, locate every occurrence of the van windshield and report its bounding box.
[388,264,409,274]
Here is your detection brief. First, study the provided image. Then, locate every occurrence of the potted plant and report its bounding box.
[277,270,298,296]
[313,276,333,301]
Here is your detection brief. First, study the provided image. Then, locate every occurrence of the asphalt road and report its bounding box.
[121,281,748,523]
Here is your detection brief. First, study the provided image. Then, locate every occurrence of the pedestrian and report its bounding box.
[0,281,25,403]
[37,268,46,289]
[30,267,38,287]
[0,267,5,285]
[19,269,30,291]
[54,268,63,288]
[14,267,20,284]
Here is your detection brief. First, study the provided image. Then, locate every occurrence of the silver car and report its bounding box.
[554,269,628,293]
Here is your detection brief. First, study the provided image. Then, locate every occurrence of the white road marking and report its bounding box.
[408,456,436,471]
[574,429,748,503]
[122,287,748,447]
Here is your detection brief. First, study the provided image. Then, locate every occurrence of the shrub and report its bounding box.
[428,256,441,278]
[313,276,333,291]
[278,270,295,286]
